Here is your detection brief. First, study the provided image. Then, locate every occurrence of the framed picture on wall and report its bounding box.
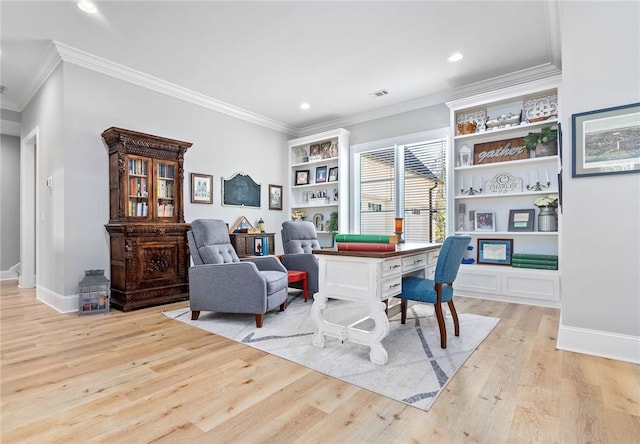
[269,184,283,210]
[572,102,640,177]
[191,173,213,204]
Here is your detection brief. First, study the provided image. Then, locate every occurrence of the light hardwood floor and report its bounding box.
[1,280,638,443]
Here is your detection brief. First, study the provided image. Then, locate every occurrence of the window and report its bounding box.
[353,132,448,243]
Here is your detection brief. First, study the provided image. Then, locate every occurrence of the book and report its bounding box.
[334,233,399,244]
[512,258,558,266]
[512,263,558,270]
[512,253,558,261]
[337,242,397,252]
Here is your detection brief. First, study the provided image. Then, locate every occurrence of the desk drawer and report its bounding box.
[381,276,402,299]
[402,253,427,274]
[382,258,402,277]
[427,249,439,266]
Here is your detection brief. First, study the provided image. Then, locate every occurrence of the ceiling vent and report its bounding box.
[369,89,389,97]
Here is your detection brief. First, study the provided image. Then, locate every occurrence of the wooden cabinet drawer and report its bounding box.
[381,276,402,299]
[381,258,402,277]
[402,253,427,274]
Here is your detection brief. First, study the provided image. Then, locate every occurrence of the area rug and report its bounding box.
[163,295,499,411]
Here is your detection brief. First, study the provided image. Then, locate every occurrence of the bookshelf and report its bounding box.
[102,127,192,311]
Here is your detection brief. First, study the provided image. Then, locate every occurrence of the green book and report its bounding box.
[333,233,399,244]
[512,258,558,266]
[512,263,558,270]
[512,253,558,261]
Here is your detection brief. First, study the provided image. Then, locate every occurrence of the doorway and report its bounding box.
[20,127,38,288]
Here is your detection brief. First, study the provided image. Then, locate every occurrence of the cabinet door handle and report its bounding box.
[390,264,401,269]
[389,282,401,289]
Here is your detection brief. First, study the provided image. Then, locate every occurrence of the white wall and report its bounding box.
[24,62,289,304]
[1,135,21,274]
[558,0,640,363]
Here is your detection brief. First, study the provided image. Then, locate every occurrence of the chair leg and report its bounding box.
[280,299,288,311]
[191,311,200,320]
[448,300,460,337]
[434,303,447,348]
[255,314,263,328]
[400,299,408,324]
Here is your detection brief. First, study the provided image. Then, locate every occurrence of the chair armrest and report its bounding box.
[241,256,287,273]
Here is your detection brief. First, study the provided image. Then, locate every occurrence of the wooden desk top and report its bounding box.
[313,242,440,259]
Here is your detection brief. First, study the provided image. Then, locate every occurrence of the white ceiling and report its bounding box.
[1,1,562,135]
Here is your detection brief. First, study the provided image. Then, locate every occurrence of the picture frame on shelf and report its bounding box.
[475,211,495,231]
[571,102,640,177]
[328,166,338,182]
[295,170,310,186]
[459,145,472,167]
[508,209,535,232]
[477,238,513,266]
[315,165,328,183]
[191,173,213,204]
[269,184,282,210]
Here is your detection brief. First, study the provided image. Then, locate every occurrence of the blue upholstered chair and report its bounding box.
[280,221,320,296]
[187,219,289,327]
[399,235,471,348]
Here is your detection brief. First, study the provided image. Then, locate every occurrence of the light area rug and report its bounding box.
[164,295,499,411]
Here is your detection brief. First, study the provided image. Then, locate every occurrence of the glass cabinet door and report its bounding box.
[155,160,177,218]
[127,155,150,218]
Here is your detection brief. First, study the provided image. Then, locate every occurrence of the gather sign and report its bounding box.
[473,137,529,164]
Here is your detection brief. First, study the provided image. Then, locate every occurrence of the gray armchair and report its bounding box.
[187,219,288,327]
[280,220,320,296]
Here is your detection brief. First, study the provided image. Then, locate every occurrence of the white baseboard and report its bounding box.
[0,270,18,281]
[557,320,640,364]
[36,285,79,314]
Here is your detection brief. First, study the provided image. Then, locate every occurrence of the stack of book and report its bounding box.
[512,253,558,270]
[334,234,398,252]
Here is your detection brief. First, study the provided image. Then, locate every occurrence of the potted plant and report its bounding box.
[327,212,338,246]
[523,126,558,157]
[534,193,559,232]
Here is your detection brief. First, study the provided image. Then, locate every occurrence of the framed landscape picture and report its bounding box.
[269,184,282,210]
[572,102,640,177]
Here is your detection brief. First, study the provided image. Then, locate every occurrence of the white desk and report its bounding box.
[311,243,440,365]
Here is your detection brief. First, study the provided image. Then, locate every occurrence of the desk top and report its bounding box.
[313,242,440,259]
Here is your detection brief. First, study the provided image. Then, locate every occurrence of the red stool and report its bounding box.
[287,270,308,301]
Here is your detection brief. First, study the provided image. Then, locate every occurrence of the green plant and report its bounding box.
[327,211,338,233]
[523,126,558,151]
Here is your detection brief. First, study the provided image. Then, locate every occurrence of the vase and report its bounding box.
[538,207,557,232]
[535,142,557,158]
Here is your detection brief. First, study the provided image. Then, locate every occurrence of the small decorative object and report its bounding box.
[524,126,558,158]
[524,94,558,123]
[534,194,559,232]
[222,172,261,208]
[459,145,472,166]
[332,187,338,201]
[78,269,110,315]
[292,209,306,221]
[572,102,640,177]
[508,209,535,232]
[315,165,327,183]
[295,170,310,186]
[257,218,265,233]
[484,172,523,194]
[456,109,487,134]
[310,140,334,160]
[473,137,528,164]
[462,245,475,264]
[313,213,324,232]
[477,239,513,266]
[253,237,268,256]
[475,211,496,232]
[394,217,405,243]
[485,111,522,130]
[230,216,259,233]
[526,168,552,191]
[268,184,282,210]
[460,175,482,195]
[328,166,338,182]
[191,173,213,204]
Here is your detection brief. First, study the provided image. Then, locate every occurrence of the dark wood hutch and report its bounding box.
[102,127,192,311]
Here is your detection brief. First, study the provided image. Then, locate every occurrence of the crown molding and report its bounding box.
[300,63,562,135]
[14,41,62,112]
[51,41,298,136]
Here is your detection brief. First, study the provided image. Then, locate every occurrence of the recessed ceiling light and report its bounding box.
[300,102,311,110]
[77,1,98,14]
[447,52,464,62]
